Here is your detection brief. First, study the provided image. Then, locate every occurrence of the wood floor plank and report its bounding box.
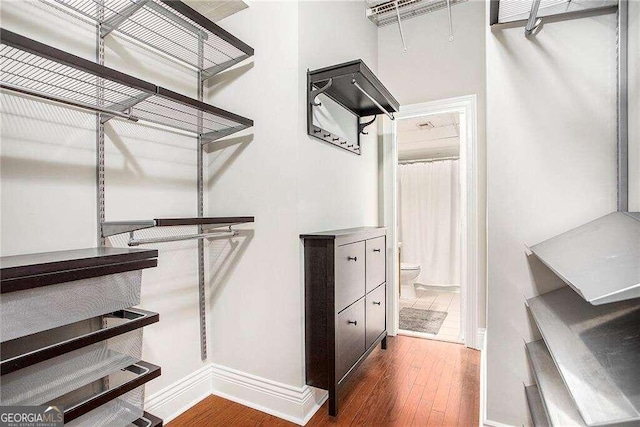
[167,336,481,427]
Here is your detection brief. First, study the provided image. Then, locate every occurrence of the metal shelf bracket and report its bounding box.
[359,116,377,135]
[100,0,151,38]
[310,78,333,107]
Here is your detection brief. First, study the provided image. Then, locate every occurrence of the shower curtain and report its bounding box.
[399,160,460,286]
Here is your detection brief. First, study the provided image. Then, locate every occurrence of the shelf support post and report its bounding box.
[197,34,208,361]
[96,0,106,247]
[617,0,628,212]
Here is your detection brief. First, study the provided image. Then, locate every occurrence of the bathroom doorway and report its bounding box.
[397,113,462,343]
[381,96,481,349]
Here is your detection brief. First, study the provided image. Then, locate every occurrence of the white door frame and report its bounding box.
[381,94,481,349]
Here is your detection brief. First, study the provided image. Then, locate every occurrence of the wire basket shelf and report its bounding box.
[0,28,252,138]
[49,0,253,75]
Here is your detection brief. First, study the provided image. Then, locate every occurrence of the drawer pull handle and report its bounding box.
[347,320,358,326]
[373,301,381,305]
[373,248,381,253]
[347,256,358,261]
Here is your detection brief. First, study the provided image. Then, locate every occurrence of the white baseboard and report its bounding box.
[479,329,512,427]
[145,364,213,423]
[144,363,327,426]
[477,328,486,351]
[211,364,327,426]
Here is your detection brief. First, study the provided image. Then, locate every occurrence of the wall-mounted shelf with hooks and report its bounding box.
[46,0,254,79]
[0,28,253,141]
[307,59,399,155]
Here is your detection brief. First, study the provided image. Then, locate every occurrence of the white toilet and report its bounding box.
[400,263,421,300]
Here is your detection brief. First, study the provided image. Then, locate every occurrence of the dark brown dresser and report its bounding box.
[301,227,387,416]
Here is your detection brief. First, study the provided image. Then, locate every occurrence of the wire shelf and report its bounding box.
[0,28,252,138]
[49,0,253,76]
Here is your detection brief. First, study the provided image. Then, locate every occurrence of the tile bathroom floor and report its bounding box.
[399,286,461,343]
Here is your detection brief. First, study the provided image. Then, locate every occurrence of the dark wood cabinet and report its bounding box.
[301,227,387,416]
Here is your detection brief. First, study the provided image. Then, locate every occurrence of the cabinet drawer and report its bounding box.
[366,284,386,349]
[336,298,365,382]
[335,242,365,312]
[365,236,386,294]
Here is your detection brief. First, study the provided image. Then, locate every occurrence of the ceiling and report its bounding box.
[397,113,460,161]
[183,0,248,22]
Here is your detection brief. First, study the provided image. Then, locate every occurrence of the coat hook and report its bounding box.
[340,141,347,145]
[313,129,321,133]
[333,137,339,141]
[323,133,330,137]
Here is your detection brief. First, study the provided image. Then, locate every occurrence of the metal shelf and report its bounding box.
[525,385,550,427]
[1,308,158,376]
[49,360,160,424]
[102,216,254,237]
[0,28,252,141]
[49,0,254,79]
[526,340,584,426]
[0,247,158,294]
[529,212,640,305]
[528,287,640,426]
[493,0,618,25]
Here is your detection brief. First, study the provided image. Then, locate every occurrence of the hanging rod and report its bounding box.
[398,155,459,164]
[351,79,395,120]
[0,82,139,121]
[128,229,238,247]
[394,1,408,52]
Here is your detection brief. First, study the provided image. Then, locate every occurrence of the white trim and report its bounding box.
[144,363,327,426]
[382,95,482,349]
[211,364,327,426]
[145,364,213,423]
[478,329,508,427]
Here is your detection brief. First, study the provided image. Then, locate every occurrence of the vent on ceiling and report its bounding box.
[417,121,435,130]
[366,0,468,27]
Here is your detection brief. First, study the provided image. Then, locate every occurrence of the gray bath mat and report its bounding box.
[399,308,448,334]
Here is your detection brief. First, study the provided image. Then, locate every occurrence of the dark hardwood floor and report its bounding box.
[168,336,480,426]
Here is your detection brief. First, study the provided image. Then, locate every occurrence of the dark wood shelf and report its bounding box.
[308,60,399,118]
[0,247,158,294]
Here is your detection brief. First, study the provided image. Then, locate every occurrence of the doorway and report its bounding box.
[381,95,481,349]
[397,113,462,343]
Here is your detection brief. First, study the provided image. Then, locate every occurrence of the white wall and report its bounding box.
[377,0,487,327]
[485,11,618,426]
[0,0,379,422]
[204,0,379,390]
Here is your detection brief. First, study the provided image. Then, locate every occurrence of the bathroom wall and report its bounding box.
[377,0,487,328]
[485,9,618,426]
